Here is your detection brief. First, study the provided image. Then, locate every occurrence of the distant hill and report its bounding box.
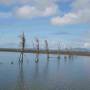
[69,48,90,52]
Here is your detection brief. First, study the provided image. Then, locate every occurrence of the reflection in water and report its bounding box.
[19,52,24,63]
[57,50,60,60]
[64,55,67,60]
[14,54,75,90]
[64,55,68,64]
[43,59,49,80]
[57,59,60,71]
[15,58,27,90]
[15,62,25,90]
[68,55,74,64]
[30,57,50,90]
[47,56,50,62]
[63,55,74,64]
[35,54,39,63]
[68,55,72,59]
[30,60,40,90]
[11,61,14,64]
[68,55,74,60]
[1,53,90,90]
[24,54,30,64]
[33,62,39,79]
[57,55,60,60]
[34,57,49,79]
[35,54,50,63]
[0,62,3,64]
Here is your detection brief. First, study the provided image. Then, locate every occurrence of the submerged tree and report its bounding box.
[57,42,61,59]
[35,38,39,63]
[45,40,49,60]
[19,32,26,63]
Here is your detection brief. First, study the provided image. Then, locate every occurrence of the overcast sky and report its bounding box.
[0,0,90,49]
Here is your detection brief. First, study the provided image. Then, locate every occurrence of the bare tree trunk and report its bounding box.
[45,40,49,60]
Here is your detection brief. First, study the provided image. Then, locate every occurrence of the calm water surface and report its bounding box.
[0,52,90,90]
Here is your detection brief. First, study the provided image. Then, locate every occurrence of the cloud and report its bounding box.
[42,4,58,16]
[14,6,37,19]
[84,43,90,48]
[71,0,90,23]
[0,0,90,25]
[51,13,78,25]
[14,4,58,19]
[72,0,90,11]
[18,0,31,4]
[51,0,90,25]
[51,9,90,25]
[0,0,14,5]
[53,32,71,35]
[0,0,59,19]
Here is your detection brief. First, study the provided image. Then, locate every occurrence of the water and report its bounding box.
[0,52,90,90]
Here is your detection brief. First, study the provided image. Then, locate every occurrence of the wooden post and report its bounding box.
[45,40,49,60]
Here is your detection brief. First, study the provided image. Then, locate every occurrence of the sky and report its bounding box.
[0,0,90,49]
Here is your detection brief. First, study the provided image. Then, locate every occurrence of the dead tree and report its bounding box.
[19,32,26,63]
[45,40,49,60]
[35,38,39,63]
[57,42,61,59]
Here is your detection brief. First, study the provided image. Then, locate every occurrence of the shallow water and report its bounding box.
[0,52,90,90]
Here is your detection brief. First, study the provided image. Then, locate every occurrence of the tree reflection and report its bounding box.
[43,59,49,80]
[15,58,27,90]
[33,62,39,80]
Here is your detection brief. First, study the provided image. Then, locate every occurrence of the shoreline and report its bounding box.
[0,48,90,56]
